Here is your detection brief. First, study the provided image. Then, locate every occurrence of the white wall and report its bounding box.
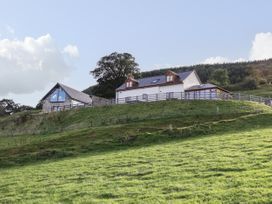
[159,84,184,93]
[183,71,201,89]
[71,100,85,106]
[116,84,184,103]
[116,71,202,104]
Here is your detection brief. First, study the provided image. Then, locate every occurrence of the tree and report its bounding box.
[241,77,258,90]
[0,99,34,116]
[210,68,230,86]
[19,105,34,112]
[35,101,43,110]
[0,99,20,116]
[90,52,140,98]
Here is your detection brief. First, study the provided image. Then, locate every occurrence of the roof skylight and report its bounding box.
[151,79,160,83]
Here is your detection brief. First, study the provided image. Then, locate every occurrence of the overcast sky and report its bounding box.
[1,0,272,106]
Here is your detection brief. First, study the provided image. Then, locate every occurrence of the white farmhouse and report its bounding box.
[116,70,230,103]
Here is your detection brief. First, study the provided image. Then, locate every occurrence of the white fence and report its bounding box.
[49,91,272,113]
[115,92,272,106]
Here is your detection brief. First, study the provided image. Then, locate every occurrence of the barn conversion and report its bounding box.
[116,70,230,103]
[41,83,110,113]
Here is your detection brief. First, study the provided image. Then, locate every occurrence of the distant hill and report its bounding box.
[143,59,272,82]
[84,59,272,97]
[141,59,272,90]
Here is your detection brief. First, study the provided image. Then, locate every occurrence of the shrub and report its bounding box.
[259,78,267,85]
[241,78,258,90]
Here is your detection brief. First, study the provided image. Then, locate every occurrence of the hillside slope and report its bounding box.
[0,100,272,203]
[0,100,269,136]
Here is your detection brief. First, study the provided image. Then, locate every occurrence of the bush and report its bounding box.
[241,78,258,90]
[259,78,267,85]
[224,84,243,91]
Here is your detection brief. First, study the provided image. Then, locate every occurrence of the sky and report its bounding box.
[1,0,272,106]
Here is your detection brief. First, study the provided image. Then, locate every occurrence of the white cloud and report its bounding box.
[201,32,272,64]
[63,44,79,58]
[202,56,230,64]
[201,56,247,65]
[249,32,272,61]
[234,58,247,62]
[153,64,184,69]
[0,34,75,96]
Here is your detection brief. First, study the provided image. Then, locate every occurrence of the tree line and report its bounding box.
[140,59,272,91]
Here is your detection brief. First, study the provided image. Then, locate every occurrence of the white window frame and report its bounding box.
[125,96,132,103]
[166,75,173,82]
[142,94,148,101]
[166,92,174,99]
[126,81,133,88]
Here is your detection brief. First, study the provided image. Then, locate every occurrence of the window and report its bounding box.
[166,75,173,82]
[166,92,174,99]
[50,88,66,102]
[126,81,133,88]
[125,97,131,103]
[142,94,148,100]
[52,106,63,112]
[152,79,160,84]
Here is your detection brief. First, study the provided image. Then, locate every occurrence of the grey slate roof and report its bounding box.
[186,83,230,93]
[186,83,217,91]
[41,83,92,104]
[116,70,194,91]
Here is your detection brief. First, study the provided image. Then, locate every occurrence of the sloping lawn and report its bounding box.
[0,124,272,203]
[237,85,272,98]
[0,101,271,203]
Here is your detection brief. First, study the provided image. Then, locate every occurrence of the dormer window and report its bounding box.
[166,75,173,82]
[126,81,133,88]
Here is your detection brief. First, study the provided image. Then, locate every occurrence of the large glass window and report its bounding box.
[50,88,66,102]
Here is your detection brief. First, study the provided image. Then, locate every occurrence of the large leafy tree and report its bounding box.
[0,99,19,116]
[210,68,230,86]
[90,52,140,98]
[0,99,34,116]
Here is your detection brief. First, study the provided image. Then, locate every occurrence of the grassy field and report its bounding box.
[0,100,268,136]
[0,100,272,203]
[237,85,272,98]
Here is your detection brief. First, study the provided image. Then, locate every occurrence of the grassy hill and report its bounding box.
[237,85,272,98]
[0,100,272,203]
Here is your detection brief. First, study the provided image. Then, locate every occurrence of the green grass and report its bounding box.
[237,85,272,98]
[0,100,272,203]
[0,100,268,136]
